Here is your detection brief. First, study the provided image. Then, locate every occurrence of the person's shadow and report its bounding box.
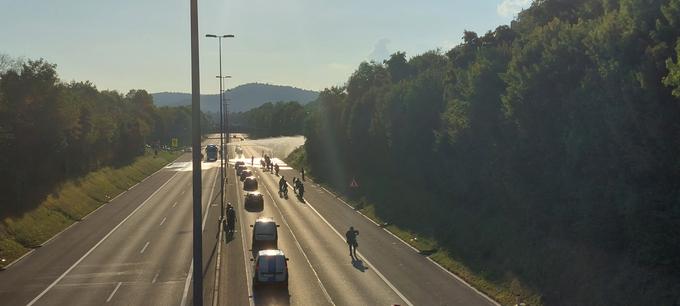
[351,257,368,272]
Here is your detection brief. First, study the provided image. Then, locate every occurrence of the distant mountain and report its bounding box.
[152,83,319,113]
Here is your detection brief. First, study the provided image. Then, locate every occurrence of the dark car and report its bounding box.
[235,160,245,169]
[244,192,264,210]
[243,176,258,191]
[236,164,246,176]
[240,169,253,181]
[250,217,279,252]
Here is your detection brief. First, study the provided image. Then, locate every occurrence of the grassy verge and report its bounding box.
[286,147,541,306]
[0,150,179,269]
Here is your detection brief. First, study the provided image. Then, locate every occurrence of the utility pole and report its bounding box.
[205,34,234,221]
[189,0,202,305]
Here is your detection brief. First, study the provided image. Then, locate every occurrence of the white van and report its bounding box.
[252,249,288,287]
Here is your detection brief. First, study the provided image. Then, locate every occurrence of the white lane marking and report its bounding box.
[180,265,193,306]
[294,185,414,306]
[234,152,255,306]
[172,201,178,208]
[212,221,223,306]
[27,172,180,306]
[152,272,160,284]
[316,178,498,304]
[425,257,500,306]
[159,217,167,226]
[261,181,336,306]
[180,168,219,306]
[140,241,150,254]
[106,282,122,303]
[40,159,176,248]
[318,185,500,306]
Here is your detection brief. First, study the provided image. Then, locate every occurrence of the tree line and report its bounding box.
[302,0,680,304]
[230,101,307,138]
[0,57,210,216]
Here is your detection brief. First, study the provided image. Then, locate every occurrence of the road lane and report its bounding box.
[227,142,334,306]
[0,137,228,306]
[231,143,406,306]
[231,137,498,306]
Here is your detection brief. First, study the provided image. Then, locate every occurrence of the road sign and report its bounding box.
[171,138,178,147]
[350,178,359,188]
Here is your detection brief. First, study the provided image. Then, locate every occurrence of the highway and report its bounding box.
[0,134,499,306]
[0,137,227,306]
[224,136,498,306]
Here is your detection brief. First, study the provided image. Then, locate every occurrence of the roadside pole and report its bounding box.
[189,0,203,305]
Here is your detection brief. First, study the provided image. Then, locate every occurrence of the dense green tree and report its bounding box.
[0,57,203,216]
[302,0,680,304]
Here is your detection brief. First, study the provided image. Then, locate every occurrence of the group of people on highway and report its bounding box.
[225,154,361,261]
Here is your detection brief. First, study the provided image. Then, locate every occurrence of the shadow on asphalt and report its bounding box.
[253,286,290,306]
[352,258,368,272]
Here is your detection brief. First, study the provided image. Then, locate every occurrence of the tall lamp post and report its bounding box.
[216,75,231,220]
[205,34,234,221]
[189,1,202,305]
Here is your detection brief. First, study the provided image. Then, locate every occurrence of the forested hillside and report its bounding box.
[230,101,306,138]
[152,83,319,113]
[0,58,208,216]
[302,0,680,304]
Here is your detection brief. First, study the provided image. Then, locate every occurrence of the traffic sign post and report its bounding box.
[171,138,179,148]
[350,178,359,188]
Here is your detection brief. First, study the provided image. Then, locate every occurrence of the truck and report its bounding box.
[205,144,218,162]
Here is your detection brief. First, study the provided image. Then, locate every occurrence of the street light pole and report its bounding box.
[189,0,202,305]
[205,34,234,221]
[216,75,231,221]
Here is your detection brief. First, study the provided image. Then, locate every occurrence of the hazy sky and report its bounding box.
[0,0,530,94]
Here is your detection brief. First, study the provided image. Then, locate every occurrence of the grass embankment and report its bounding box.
[0,151,179,269]
[285,146,540,306]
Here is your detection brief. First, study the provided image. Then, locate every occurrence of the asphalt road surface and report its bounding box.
[0,134,499,306]
[225,135,498,306]
[0,136,226,306]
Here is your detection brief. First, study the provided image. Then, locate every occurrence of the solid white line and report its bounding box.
[106,282,122,303]
[1,249,35,270]
[261,184,336,306]
[426,257,500,306]
[179,264,193,306]
[304,175,500,305]
[234,149,255,306]
[297,188,414,306]
[152,272,160,284]
[212,221,223,306]
[140,241,150,254]
[26,172,179,306]
[159,217,167,226]
[180,168,219,306]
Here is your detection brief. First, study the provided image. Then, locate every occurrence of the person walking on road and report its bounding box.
[301,167,305,181]
[251,156,254,166]
[346,226,359,259]
[226,203,236,234]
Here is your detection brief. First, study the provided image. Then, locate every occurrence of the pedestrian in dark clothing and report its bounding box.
[226,204,236,233]
[346,226,359,258]
[301,167,305,181]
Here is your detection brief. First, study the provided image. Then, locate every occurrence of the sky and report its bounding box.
[0,0,531,94]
